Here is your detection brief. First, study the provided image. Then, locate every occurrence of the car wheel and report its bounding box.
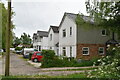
[33,58,38,62]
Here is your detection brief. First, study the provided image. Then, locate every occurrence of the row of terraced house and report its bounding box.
[33,12,119,60]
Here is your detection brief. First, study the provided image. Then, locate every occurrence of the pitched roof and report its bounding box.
[59,12,94,28]
[50,26,59,33]
[33,33,37,38]
[48,26,59,33]
[37,31,48,37]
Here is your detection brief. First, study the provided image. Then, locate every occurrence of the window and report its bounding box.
[70,27,72,36]
[82,47,89,55]
[57,49,59,56]
[63,47,66,56]
[102,30,106,36]
[36,53,42,56]
[63,29,66,37]
[70,46,72,57]
[98,47,104,54]
[50,34,52,40]
[50,47,52,49]
[39,46,41,51]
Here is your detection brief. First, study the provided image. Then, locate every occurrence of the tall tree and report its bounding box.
[0,2,15,49]
[13,37,21,47]
[20,33,32,45]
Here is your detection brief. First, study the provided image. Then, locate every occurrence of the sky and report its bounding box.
[2,0,88,38]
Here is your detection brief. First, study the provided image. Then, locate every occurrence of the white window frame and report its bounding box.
[62,47,66,56]
[70,27,72,36]
[63,29,66,37]
[98,47,104,54]
[82,47,89,55]
[101,30,106,36]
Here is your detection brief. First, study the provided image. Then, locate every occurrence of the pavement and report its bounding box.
[27,61,41,68]
[0,53,96,76]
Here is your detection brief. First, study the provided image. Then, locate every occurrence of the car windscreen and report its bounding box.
[36,53,42,56]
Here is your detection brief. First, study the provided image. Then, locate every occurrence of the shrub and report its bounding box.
[88,47,120,78]
[28,52,33,60]
[41,50,99,68]
[15,47,22,51]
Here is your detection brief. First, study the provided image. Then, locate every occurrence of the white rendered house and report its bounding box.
[33,31,48,51]
[48,26,59,55]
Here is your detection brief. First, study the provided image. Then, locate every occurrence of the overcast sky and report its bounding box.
[3,0,88,38]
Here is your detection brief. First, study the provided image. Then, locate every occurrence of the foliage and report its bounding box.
[28,52,33,60]
[85,0,120,37]
[41,50,99,68]
[12,33,32,48]
[88,47,120,78]
[0,2,15,49]
[15,47,22,51]
[13,37,21,47]
[20,33,32,45]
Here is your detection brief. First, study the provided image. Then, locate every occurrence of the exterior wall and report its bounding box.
[59,16,77,58]
[33,36,49,51]
[77,26,111,44]
[48,28,59,55]
[41,37,49,50]
[77,43,106,60]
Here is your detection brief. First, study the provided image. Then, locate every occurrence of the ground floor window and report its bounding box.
[82,47,89,55]
[39,46,41,51]
[62,47,66,56]
[57,49,59,56]
[50,47,52,50]
[98,47,104,54]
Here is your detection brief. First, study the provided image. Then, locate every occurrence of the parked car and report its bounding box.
[23,48,35,58]
[0,49,3,52]
[15,50,23,54]
[31,51,43,62]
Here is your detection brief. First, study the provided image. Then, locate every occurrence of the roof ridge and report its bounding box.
[37,30,48,33]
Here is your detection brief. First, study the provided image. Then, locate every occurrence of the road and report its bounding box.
[1,53,88,76]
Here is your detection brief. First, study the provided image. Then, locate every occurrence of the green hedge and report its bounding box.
[41,50,99,68]
[15,47,22,51]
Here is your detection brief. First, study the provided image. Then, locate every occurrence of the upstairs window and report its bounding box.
[102,30,106,36]
[70,27,72,36]
[50,34,52,41]
[63,47,66,56]
[82,47,89,55]
[63,29,66,37]
[98,47,104,54]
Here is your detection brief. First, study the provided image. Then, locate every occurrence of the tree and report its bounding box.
[85,1,120,38]
[84,0,120,78]
[0,2,15,49]
[20,33,32,45]
[13,37,21,47]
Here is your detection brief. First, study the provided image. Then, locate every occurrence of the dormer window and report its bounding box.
[63,29,66,37]
[102,30,106,36]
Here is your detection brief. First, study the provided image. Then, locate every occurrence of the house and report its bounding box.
[33,31,48,51]
[58,12,119,60]
[48,26,59,55]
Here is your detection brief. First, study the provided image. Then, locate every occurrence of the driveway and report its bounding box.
[1,53,91,76]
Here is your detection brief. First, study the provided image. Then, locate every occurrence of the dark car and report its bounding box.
[31,51,43,62]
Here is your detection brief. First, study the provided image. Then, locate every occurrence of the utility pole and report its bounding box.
[5,0,11,76]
